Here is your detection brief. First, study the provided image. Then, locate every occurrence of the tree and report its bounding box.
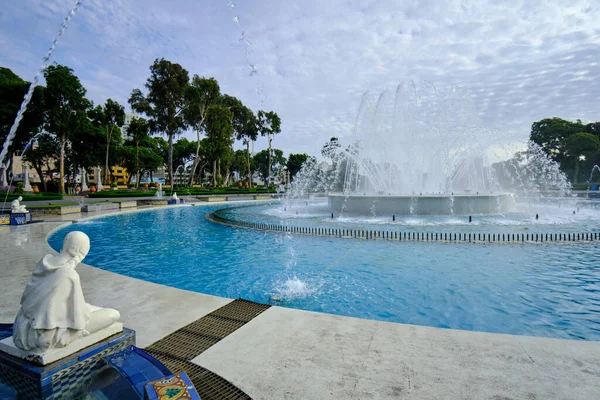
[172,137,197,172]
[22,133,59,192]
[127,117,149,187]
[222,95,258,184]
[256,110,281,187]
[254,148,286,182]
[204,105,233,186]
[530,118,584,163]
[90,99,125,183]
[287,153,309,180]
[129,58,189,185]
[183,75,220,185]
[562,133,600,183]
[231,149,249,181]
[139,137,165,183]
[43,65,89,194]
[0,67,45,168]
[69,116,104,175]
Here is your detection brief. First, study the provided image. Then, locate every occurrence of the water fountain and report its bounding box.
[290,82,570,215]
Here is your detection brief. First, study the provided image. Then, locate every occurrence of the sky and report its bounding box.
[1,0,599,159]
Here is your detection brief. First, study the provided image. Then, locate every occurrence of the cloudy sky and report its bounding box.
[1,0,598,158]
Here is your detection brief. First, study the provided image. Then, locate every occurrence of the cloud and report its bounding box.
[1,0,599,158]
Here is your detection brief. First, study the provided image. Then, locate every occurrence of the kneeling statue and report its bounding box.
[11,196,27,213]
[13,231,120,352]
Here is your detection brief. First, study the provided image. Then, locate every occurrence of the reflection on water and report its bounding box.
[48,203,600,341]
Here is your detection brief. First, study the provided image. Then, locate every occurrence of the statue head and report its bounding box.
[18,196,22,201]
[61,231,90,264]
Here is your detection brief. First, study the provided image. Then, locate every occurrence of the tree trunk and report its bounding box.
[224,168,230,186]
[104,126,112,183]
[246,140,252,185]
[212,159,217,186]
[267,135,272,188]
[168,132,174,185]
[135,140,140,189]
[189,129,201,186]
[33,163,46,192]
[150,170,153,183]
[59,133,66,194]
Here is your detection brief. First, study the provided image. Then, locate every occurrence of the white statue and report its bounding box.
[12,231,120,352]
[172,192,178,200]
[11,196,27,213]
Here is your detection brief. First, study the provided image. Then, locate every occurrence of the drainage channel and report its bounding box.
[145,299,271,400]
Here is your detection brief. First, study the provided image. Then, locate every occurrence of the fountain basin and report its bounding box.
[328,193,516,215]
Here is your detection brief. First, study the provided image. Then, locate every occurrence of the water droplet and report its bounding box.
[233,16,240,24]
[228,0,235,8]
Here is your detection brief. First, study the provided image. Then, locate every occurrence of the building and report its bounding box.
[121,112,140,141]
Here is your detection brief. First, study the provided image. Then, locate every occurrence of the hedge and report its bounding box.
[2,193,64,201]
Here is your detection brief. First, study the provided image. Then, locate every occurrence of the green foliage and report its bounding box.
[3,193,63,201]
[530,118,600,184]
[0,67,45,159]
[254,148,286,182]
[23,133,60,192]
[129,58,189,185]
[257,110,282,185]
[44,64,90,194]
[562,132,600,158]
[204,104,234,185]
[126,116,149,186]
[69,117,104,170]
[222,94,258,142]
[173,137,197,167]
[15,181,24,194]
[287,153,309,179]
[231,149,249,177]
[184,75,220,131]
[89,98,125,183]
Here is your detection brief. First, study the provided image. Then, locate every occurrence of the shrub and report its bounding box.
[15,182,24,194]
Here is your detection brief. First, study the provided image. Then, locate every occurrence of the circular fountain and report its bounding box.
[293,82,566,216]
[328,193,516,215]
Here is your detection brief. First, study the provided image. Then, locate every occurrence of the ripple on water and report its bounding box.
[48,204,600,341]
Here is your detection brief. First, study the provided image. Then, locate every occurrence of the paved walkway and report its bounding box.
[1,205,599,399]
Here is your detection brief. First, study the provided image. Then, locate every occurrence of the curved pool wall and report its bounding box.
[328,193,517,215]
[48,204,600,341]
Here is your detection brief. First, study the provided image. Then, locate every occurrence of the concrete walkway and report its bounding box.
[1,205,599,399]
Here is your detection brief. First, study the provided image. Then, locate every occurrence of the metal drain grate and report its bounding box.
[145,299,270,400]
[145,352,251,400]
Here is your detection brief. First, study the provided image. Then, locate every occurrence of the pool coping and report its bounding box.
[2,201,600,399]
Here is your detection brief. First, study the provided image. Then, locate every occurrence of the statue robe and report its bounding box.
[13,254,91,352]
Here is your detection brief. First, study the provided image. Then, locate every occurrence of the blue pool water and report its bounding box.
[49,203,600,341]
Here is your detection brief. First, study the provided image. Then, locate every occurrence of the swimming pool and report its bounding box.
[49,203,600,341]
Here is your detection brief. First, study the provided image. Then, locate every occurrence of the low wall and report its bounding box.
[328,194,516,215]
[118,201,137,209]
[29,205,81,215]
[207,209,598,244]
[196,197,227,202]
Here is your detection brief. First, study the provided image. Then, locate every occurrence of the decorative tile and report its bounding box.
[144,371,201,400]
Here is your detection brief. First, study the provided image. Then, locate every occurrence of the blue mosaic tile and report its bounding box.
[0,328,136,399]
[104,346,172,398]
